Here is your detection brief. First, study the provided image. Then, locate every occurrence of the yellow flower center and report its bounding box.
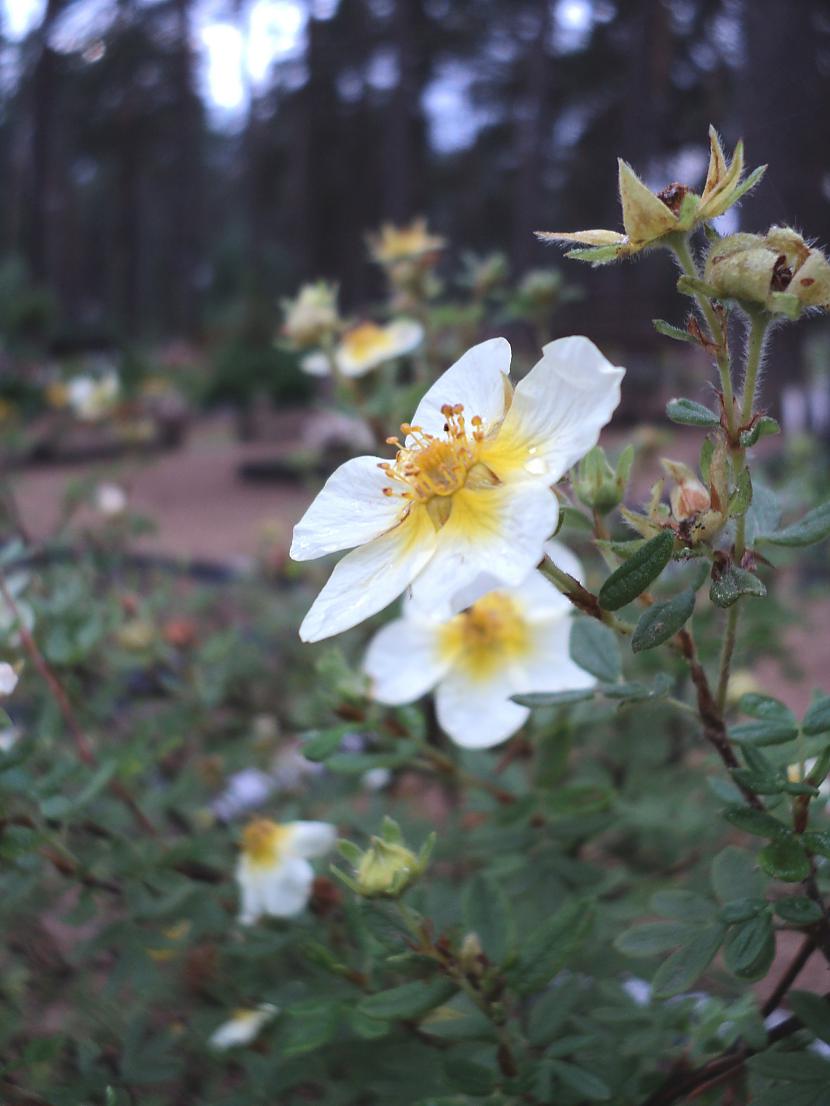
[341,322,392,362]
[242,819,291,868]
[379,404,497,528]
[439,592,531,681]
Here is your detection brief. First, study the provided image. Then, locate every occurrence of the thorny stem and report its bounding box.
[669,235,736,438]
[0,568,157,837]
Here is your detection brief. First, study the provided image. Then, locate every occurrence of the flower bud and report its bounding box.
[459,932,485,978]
[336,817,434,900]
[281,282,341,350]
[661,455,727,545]
[574,445,633,515]
[704,228,830,318]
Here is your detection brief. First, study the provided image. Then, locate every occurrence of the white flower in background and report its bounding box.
[236,818,337,924]
[282,281,341,349]
[209,1003,279,1050]
[301,319,423,378]
[67,372,120,421]
[368,218,445,264]
[363,543,595,749]
[95,482,128,517]
[0,662,18,697]
[362,767,392,791]
[291,336,624,642]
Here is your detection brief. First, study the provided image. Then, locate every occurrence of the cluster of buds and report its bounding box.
[281,282,342,350]
[623,448,729,547]
[537,127,765,264]
[334,816,434,899]
[704,227,830,319]
[368,219,445,309]
[574,444,634,515]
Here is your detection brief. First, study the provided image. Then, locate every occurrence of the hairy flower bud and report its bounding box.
[575,445,634,515]
[705,228,830,318]
[335,817,434,900]
[281,282,341,350]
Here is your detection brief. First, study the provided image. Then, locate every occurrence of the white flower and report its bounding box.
[95,483,127,517]
[282,282,341,349]
[209,1003,279,1050]
[236,818,337,924]
[363,543,595,749]
[291,336,624,642]
[302,319,424,378]
[0,662,18,697]
[67,372,119,421]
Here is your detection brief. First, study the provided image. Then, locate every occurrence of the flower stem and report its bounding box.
[538,554,633,635]
[669,235,736,438]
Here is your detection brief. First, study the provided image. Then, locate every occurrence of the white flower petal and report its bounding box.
[364,613,450,704]
[290,456,404,561]
[543,539,586,585]
[409,482,558,613]
[299,509,438,642]
[0,663,18,697]
[285,821,337,859]
[435,668,529,749]
[209,1004,279,1050]
[386,318,424,357]
[301,351,331,377]
[262,856,315,917]
[408,337,512,438]
[509,568,574,622]
[521,618,596,691]
[493,336,624,483]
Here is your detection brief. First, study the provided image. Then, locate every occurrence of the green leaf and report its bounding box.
[510,900,594,995]
[774,897,824,926]
[281,1000,340,1057]
[565,244,621,265]
[664,396,720,426]
[729,468,753,518]
[748,1050,830,1084]
[443,1056,496,1096]
[729,720,799,747]
[723,806,791,838]
[744,483,781,546]
[788,991,830,1044]
[723,913,775,979]
[549,1059,611,1101]
[719,897,767,924]
[600,674,672,701]
[803,830,830,859]
[738,694,796,725]
[651,925,724,998]
[569,619,621,683]
[358,978,457,1021]
[655,322,699,346]
[710,565,767,608]
[711,846,766,902]
[325,741,418,774]
[631,589,695,653]
[512,689,595,707]
[463,874,515,964]
[649,890,717,923]
[758,838,810,882]
[614,922,696,958]
[598,530,675,611]
[803,694,830,736]
[762,502,830,547]
[740,416,780,447]
[300,726,349,762]
[527,978,584,1045]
